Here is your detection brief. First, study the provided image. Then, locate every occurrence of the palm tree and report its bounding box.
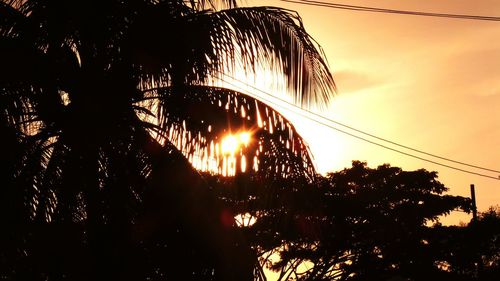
[0,0,335,280]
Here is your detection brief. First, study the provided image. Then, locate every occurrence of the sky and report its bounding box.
[242,0,500,225]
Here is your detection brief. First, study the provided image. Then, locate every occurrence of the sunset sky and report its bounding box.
[242,0,500,224]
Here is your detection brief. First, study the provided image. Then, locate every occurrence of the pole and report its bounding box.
[470,184,477,222]
[470,184,482,278]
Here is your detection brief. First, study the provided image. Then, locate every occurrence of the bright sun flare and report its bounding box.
[221,132,251,155]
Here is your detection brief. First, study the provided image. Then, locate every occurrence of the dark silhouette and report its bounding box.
[429,206,500,281]
[0,0,334,280]
[206,162,498,281]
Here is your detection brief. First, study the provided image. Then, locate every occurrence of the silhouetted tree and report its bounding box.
[0,0,334,280]
[430,206,500,281]
[208,162,473,280]
[296,161,471,281]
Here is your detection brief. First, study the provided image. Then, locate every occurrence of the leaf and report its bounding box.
[139,85,317,180]
[129,5,335,109]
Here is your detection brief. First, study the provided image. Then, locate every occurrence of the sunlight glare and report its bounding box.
[239,132,251,146]
[221,131,252,155]
[218,131,253,176]
[221,135,239,155]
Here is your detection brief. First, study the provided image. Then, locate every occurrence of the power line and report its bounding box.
[280,0,500,22]
[220,74,500,174]
[222,76,500,180]
[219,73,500,174]
[217,74,500,181]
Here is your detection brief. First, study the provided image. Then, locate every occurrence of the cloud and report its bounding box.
[438,45,500,97]
[333,70,381,94]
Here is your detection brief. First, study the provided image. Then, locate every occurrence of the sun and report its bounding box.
[221,131,251,155]
[218,131,253,176]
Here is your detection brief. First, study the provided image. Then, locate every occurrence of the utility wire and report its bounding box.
[221,74,500,174]
[280,0,500,22]
[219,73,500,174]
[217,74,500,181]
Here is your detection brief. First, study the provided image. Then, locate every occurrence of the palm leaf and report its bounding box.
[130,5,335,109]
[139,85,317,180]
[214,6,336,108]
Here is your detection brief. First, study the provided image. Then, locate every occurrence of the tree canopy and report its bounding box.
[205,162,498,281]
[1,0,335,280]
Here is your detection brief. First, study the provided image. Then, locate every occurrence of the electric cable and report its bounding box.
[280,0,500,22]
[216,74,500,180]
[220,73,500,174]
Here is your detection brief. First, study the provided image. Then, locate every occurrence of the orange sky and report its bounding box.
[245,0,500,224]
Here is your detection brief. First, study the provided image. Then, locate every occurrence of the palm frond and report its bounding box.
[138,85,316,180]
[0,33,78,137]
[213,6,336,108]
[130,6,335,109]
[0,0,26,37]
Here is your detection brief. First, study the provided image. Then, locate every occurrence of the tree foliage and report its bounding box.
[208,161,483,281]
[0,0,335,280]
[429,206,500,281]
